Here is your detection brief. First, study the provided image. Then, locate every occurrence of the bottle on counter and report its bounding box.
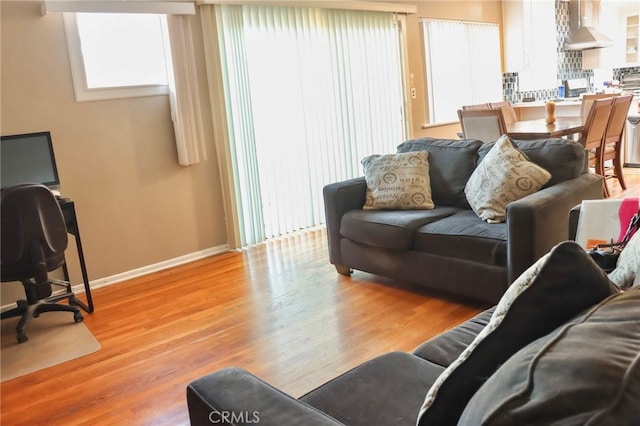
[545,100,556,124]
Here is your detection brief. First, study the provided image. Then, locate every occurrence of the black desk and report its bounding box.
[58,198,94,313]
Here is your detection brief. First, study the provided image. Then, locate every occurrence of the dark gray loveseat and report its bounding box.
[186,242,640,425]
[323,137,602,304]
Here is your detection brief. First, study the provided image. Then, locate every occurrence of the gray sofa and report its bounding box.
[186,242,640,425]
[323,137,603,304]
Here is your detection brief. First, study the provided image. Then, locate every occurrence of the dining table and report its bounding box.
[506,116,584,140]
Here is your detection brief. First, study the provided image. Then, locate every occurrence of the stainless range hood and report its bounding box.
[564,0,613,50]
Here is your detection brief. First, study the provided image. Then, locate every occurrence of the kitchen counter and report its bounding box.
[513,98,582,108]
[513,99,582,120]
[513,93,640,120]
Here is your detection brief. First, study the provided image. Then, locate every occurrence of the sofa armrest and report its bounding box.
[569,204,581,241]
[506,173,602,283]
[187,367,343,426]
[323,177,367,270]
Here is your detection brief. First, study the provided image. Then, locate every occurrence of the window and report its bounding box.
[63,13,170,101]
[422,19,502,123]
[213,5,407,246]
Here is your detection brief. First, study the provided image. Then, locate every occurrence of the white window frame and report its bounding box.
[62,12,171,102]
[421,19,502,124]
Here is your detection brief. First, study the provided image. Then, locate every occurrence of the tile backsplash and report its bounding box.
[614,66,640,83]
[503,0,637,103]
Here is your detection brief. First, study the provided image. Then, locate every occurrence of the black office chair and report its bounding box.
[1,183,83,343]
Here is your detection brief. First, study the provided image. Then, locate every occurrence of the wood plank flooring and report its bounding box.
[1,168,637,425]
[0,228,488,426]
[609,166,640,199]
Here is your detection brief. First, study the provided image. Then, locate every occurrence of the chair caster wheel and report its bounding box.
[74,312,84,323]
[17,332,28,343]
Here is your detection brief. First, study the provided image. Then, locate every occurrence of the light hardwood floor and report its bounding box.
[608,166,640,200]
[0,227,488,425]
[1,168,637,425]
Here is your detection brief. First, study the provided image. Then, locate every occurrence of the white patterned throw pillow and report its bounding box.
[361,151,434,210]
[416,242,618,426]
[465,135,551,223]
[608,230,640,290]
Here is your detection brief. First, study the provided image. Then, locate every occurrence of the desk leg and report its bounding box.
[73,232,94,313]
[59,199,94,313]
[62,257,94,313]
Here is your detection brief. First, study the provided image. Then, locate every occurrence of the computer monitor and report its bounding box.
[1,131,61,190]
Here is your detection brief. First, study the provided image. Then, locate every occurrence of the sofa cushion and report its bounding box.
[478,138,586,188]
[396,138,483,208]
[340,207,459,251]
[416,241,620,426]
[413,307,495,368]
[414,210,507,266]
[301,352,445,426]
[361,151,434,210]
[459,289,640,426]
[465,135,551,224]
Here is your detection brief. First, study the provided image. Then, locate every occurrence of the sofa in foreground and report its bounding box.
[186,241,640,425]
[323,137,603,304]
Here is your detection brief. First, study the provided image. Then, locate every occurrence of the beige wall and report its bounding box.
[0,1,228,301]
[0,1,502,301]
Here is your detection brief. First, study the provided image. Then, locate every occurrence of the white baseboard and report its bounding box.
[1,244,230,312]
[72,244,231,293]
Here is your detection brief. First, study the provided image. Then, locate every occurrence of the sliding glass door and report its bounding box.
[215,5,406,246]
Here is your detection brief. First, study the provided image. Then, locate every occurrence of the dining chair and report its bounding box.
[580,93,621,122]
[457,109,507,143]
[593,94,633,198]
[462,103,490,110]
[488,101,518,125]
[458,104,490,138]
[577,98,615,197]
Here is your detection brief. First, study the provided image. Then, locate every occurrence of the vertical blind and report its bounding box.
[215,5,406,246]
[422,19,502,123]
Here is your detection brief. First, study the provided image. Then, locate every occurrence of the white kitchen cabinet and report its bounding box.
[584,2,639,69]
[502,0,526,72]
[502,0,557,91]
[627,13,639,64]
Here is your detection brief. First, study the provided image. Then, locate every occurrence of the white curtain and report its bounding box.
[423,19,502,123]
[165,15,207,165]
[209,5,406,246]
